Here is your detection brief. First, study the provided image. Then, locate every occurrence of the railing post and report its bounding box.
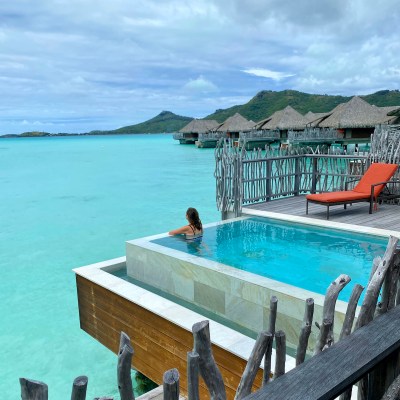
[266,159,272,202]
[311,157,318,194]
[294,156,300,196]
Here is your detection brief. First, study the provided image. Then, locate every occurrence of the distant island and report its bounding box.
[2,89,400,138]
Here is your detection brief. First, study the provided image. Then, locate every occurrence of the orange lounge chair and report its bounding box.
[306,162,399,220]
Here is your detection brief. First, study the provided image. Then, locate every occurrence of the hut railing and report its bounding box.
[198,132,227,141]
[173,132,184,140]
[215,139,368,216]
[239,130,280,140]
[288,127,343,142]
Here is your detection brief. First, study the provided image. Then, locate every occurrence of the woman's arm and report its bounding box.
[169,225,191,235]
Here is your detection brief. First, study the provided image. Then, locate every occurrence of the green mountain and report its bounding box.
[204,89,400,123]
[88,111,192,135]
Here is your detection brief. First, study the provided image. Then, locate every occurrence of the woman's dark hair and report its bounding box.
[186,207,202,231]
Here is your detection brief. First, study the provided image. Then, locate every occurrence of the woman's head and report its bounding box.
[186,207,202,231]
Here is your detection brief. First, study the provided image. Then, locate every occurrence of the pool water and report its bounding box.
[152,217,388,301]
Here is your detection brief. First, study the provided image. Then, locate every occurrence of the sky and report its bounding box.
[1,0,400,134]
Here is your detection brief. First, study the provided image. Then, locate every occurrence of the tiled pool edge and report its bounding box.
[242,207,400,238]
[73,257,296,372]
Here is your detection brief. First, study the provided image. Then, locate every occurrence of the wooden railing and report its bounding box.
[288,128,343,142]
[172,132,184,140]
[239,130,280,140]
[214,140,368,216]
[198,132,227,141]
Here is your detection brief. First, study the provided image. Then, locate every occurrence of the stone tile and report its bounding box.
[194,281,225,314]
[225,294,264,332]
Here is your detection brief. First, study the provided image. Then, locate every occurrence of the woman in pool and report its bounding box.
[169,207,203,240]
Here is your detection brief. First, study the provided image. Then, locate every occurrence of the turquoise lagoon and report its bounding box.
[0,134,220,399]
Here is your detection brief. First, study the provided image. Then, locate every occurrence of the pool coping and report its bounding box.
[73,256,297,372]
[242,207,400,238]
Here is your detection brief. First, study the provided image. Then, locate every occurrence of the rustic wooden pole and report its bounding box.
[340,284,364,340]
[296,298,314,366]
[262,296,277,385]
[314,319,333,355]
[379,250,400,315]
[163,369,180,400]
[235,331,273,399]
[268,296,278,335]
[20,378,48,400]
[192,320,226,400]
[261,333,274,386]
[274,331,286,379]
[320,274,351,346]
[117,332,135,400]
[187,351,200,400]
[71,376,88,400]
[357,236,399,329]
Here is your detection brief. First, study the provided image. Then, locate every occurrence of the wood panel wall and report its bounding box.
[76,275,263,399]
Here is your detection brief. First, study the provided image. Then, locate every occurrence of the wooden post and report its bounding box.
[320,274,351,346]
[262,296,277,385]
[192,320,226,400]
[268,296,278,336]
[187,351,200,400]
[274,331,286,379]
[340,284,364,340]
[357,236,399,329]
[163,369,180,400]
[235,331,273,400]
[117,332,135,400]
[314,319,333,356]
[71,376,88,400]
[265,159,272,202]
[20,378,48,400]
[294,156,301,196]
[311,157,318,194]
[378,250,400,315]
[296,298,314,366]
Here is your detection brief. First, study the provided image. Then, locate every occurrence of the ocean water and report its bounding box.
[0,134,220,399]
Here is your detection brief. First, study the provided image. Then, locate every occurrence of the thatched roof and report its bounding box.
[179,119,219,133]
[255,106,308,130]
[215,113,254,132]
[304,111,332,127]
[318,96,395,128]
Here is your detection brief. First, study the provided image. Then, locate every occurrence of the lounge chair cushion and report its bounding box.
[306,191,369,203]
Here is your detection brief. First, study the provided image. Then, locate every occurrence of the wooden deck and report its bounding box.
[244,195,400,232]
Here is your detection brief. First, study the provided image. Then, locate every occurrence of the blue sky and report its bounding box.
[1,0,400,134]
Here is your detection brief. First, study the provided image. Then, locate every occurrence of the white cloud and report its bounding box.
[183,75,218,93]
[242,68,295,81]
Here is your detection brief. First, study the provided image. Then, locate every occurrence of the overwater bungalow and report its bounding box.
[173,119,219,144]
[195,113,254,148]
[254,106,308,145]
[316,96,399,143]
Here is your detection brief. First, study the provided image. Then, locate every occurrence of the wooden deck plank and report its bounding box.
[244,196,400,232]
